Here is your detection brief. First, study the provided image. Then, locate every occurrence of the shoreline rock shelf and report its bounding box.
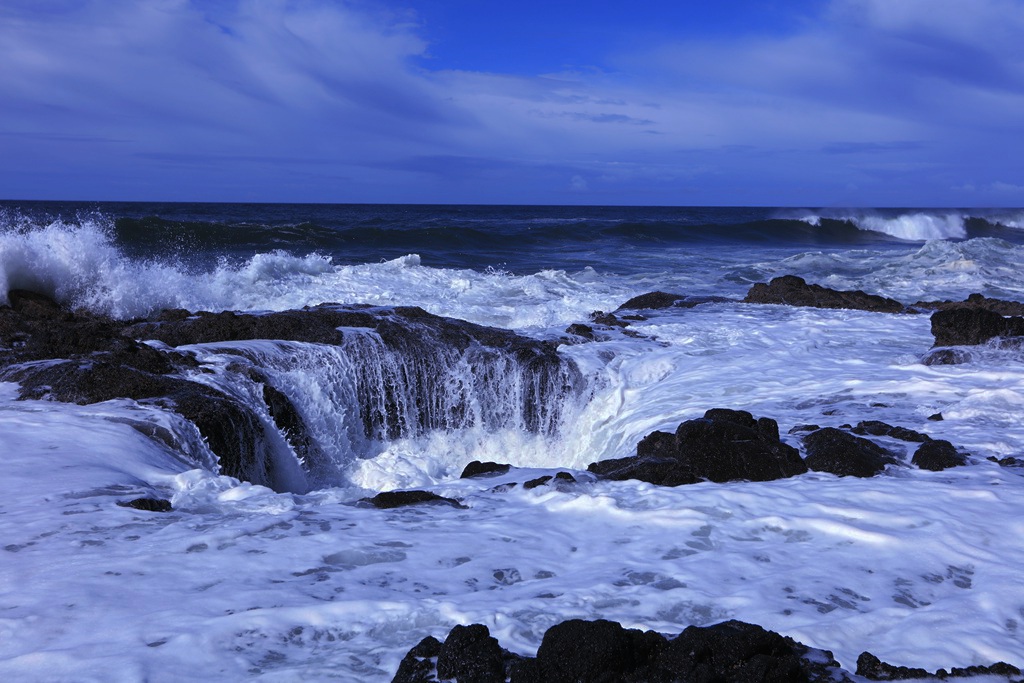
[392,618,1022,683]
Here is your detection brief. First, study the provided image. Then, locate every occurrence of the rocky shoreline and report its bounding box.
[392,618,1022,683]
[3,278,1024,681]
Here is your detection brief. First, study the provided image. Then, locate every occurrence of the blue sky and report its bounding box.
[1,0,1022,206]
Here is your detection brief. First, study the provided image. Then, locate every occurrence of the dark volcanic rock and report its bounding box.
[856,650,1021,681]
[460,461,513,479]
[117,498,173,512]
[392,635,442,683]
[616,291,687,311]
[616,291,735,312]
[360,490,466,510]
[2,290,583,492]
[912,439,967,471]
[531,619,667,682]
[393,625,524,683]
[588,409,807,486]
[930,307,1024,347]
[395,619,853,683]
[803,427,900,477]
[564,323,596,340]
[912,292,1024,317]
[653,620,827,683]
[851,420,930,443]
[744,275,904,313]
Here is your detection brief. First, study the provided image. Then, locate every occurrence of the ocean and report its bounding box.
[2,202,1024,680]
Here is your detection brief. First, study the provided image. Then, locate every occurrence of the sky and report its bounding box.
[1,0,1023,206]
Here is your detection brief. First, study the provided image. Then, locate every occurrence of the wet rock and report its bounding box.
[117,498,173,512]
[856,652,931,680]
[392,635,442,683]
[930,307,1024,347]
[395,619,853,683]
[743,275,904,313]
[589,310,630,328]
[360,490,466,510]
[921,348,977,365]
[588,409,807,486]
[530,619,666,682]
[803,427,900,478]
[523,472,576,490]
[851,420,930,443]
[856,651,1021,680]
[911,292,1024,317]
[653,620,832,683]
[616,291,687,310]
[460,461,512,479]
[912,440,967,471]
[7,289,66,319]
[564,323,596,340]
[393,625,525,683]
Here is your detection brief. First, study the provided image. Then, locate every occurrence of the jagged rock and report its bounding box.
[616,292,735,312]
[652,620,831,683]
[743,275,904,313]
[529,619,667,682]
[856,652,931,680]
[360,490,466,510]
[589,310,630,327]
[392,625,524,683]
[856,650,1021,680]
[617,291,687,310]
[803,428,899,477]
[460,461,513,479]
[851,421,930,443]
[523,472,576,490]
[2,290,583,492]
[930,307,1024,347]
[392,635,442,683]
[394,619,853,683]
[588,409,807,486]
[912,440,967,471]
[564,323,596,340]
[911,292,1024,317]
[117,498,173,512]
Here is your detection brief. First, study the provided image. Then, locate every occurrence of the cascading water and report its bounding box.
[178,326,588,492]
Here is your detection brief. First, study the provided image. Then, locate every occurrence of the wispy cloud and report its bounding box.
[1,0,1021,204]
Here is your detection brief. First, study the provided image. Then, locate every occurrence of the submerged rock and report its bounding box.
[588,409,807,486]
[803,427,900,478]
[460,461,513,479]
[117,498,173,513]
[360,490,466,510]
[743,275,904,313]
[851,420,931,443]
[616,291,687,310]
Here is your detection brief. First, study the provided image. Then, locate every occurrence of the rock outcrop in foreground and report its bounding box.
[392,618,1022,683]
[588,409,808,486]
[0,290,581,492]
[743,275,905,313]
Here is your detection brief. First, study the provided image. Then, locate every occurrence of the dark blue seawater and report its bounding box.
[4,201,1023,274]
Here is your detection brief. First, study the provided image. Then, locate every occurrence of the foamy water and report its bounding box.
[2,207,1024,680]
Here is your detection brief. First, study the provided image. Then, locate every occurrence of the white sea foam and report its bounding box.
[5,213,1024,679]
[799,211,968,240]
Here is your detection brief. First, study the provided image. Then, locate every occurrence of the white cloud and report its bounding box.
[0,0,1021,203]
